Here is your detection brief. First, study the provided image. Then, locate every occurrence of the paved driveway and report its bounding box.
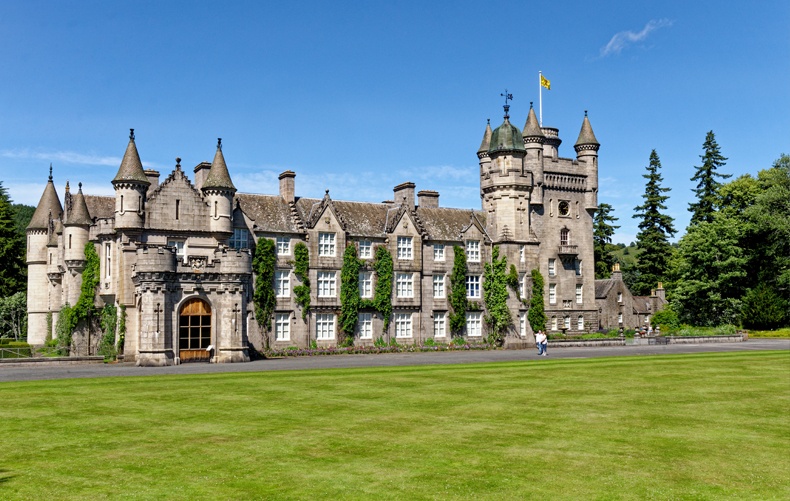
[1,338,788,382]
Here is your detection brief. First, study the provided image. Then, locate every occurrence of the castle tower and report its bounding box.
[26,166,63,344]
[574,111,600,210]
[201,138,236,235]
[480,103,531,242]
[63,183,93,305]
[112,129,150,231]
[522,103,545,205]
[477,119,492,180]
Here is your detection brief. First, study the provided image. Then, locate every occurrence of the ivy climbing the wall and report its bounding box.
[339,243,361,345]
[292,242,311,320]
[449,245,468,336]
[528,268,547,332]
[98,304,117,359]
[54,242,100,354]
[483,246,512,345]
[116,304,126,353]
[368,245,392,332]
[252,237,277,331]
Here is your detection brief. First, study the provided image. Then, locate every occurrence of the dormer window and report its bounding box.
[466,240,480,262]
[397,236,413,260]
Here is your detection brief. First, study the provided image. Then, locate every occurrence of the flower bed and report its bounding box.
[262,342,494,358]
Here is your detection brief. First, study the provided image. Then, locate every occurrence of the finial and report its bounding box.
[176,157,181,170]
[530,101,534,109]
[129,128,135,141]
[584,110,588,117]
[487,118,490,125]
[217,138,222,151]
[78,182,82,191]
[500,89,513,119]
[48,164,53,182]
[65,181,70,192]
[325,189,329,195]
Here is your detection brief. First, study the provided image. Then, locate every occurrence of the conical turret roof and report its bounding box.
[574,112,599,147]
[65,183,92,226]
[202,139,236,191]
[522,104,544,140]
[27,166,63,230]
[112,129,150,185]
[488,106,525,154]
[477,120,492,154]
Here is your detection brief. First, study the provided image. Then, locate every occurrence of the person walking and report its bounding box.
[535,330,548,356]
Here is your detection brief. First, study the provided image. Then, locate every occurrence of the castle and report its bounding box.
[27,103,619,365]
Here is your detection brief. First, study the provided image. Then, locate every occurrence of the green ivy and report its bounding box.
[483,246,512,345]
[116,304,126,353]
[449,245,468,336]
[252,238,277,331]
[292,242,311,320]
[528,269,547,332]
[54,303,76,355]
[507,264,521,300]
[368,245,393,332]
[46,311,52,343]
[339,243,361,345]
[98,304,117,359]
[55,243,101,354]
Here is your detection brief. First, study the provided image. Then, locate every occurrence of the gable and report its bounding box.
[145,169,209,231]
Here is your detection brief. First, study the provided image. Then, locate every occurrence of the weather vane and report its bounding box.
[501,89,513,117]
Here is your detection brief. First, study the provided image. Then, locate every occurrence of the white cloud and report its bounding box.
[0,149,167,170]
[600,19,673,57]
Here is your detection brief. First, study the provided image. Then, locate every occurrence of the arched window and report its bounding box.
[560,228,570,246]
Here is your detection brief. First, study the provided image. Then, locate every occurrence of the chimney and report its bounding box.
[417,190,439,208]
[279,170,296,204]
[612,262,622,281]
[193,162,211,190]
[393,182,415,210]
[144,169,160,196]
[655,281,666,300]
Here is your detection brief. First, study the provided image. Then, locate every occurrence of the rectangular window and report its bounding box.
[617,292,623,303]
[577,315,585,331]
[575,259,582,276]
[317,271,336,297]
[548,258,556,277]
[105,243,111,278]
[359,272,373,298]
[433,274,445,298]
[175,199,180,220]
[520,312,527,337]
[433,244,445,261]
[466,275,481,298]
[396,272,414,298]
[229,228,249,250]
[168,240,185,260]
[618,312,623,324]
[549,283,556,304]
[316,313,335,340]
[466,312,482,337]
[576,284,583,304]
[275,313,290,341]
[551,316,558,330]
[520,273,527,300]
[358,240,372,259]
[564,316,571,330]
[397,236,413,260]
[395,312,412,338]
[520,245,525,263]
[466,240,480,262]
[275,270,290,298]
[434,312,446,338]
[276,237,290,256]
[358,312,372,339]
[318,232,336,257]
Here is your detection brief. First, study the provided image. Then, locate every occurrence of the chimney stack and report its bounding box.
[279,170,296,204]
[393,182,415,210]
[417,190,439,208]
[193,162,211,190]
[144,169,160,196]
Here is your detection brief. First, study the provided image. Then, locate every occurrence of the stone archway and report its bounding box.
[179,298,212,362]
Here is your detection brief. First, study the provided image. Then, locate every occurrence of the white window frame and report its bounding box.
[395,312,412,338]
[551,316,558,330]
[576,284,583,304]
[433,244,445,261]
[229,228,249,250]
[275,270,290,298]
[618,312,623,324]
[548,258,556,277]
[575,259,582,276]
[397,236,413,260]
[466,275,481,299]
[275,313,290,341]
[466,240,480,262]
[520,312,527,337]
[549,283,556,304]
[617,292,623,303]
[433,274,445,298]
[359,271,373,298]
[396,272,414,298]
[316,313,335,340]
[434,312,446,338]
[564,315,571,330]
[168,240,186,263]
[519,245,525,263]
[276,236,290,256]
[317,271,336,298]
[358,312,372,339]
[105,243,111,279]
[466,311,482,337]
[358,240,372,259]
[520,273,527,300]
[318,232,336,257]
[577,315,585,331]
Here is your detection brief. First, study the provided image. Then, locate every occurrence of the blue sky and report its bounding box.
[1,1,787,244]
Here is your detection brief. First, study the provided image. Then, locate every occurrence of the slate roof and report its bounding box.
[202,141,236,191]
[112,132,150,185]
[575,113,599,147]
[522,105,544,139]
[236,193,301,233]
[85,195,115,220]
[65,186,92,226]
[595,279,616,299]
[477,120,492,155]
[28,171,63,230]
[416,207,486,241]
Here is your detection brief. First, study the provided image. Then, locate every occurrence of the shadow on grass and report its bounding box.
[0,468,15,484]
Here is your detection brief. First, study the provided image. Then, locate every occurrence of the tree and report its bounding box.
[689,131,730,225]
[252,238,277,331]
[448,245,468,336]
[0,182,26,296]
[482,246,511,345]
[338,243,361,343]
[632,150,676,295]
[0,291,27,341]
[593,203,620,278]
[527,269,546,332]
[11,203,34,238]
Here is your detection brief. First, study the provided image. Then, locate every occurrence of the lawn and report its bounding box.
[1,352,788,500]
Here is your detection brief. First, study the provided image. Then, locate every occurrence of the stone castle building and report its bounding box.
[27,103,613,365]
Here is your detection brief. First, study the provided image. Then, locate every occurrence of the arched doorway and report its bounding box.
[179,298,211,362]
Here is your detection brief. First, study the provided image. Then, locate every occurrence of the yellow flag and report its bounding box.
[540,74,551,90]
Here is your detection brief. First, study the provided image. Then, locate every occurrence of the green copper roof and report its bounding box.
[112,130,150,185]
[488,117,525,153]
[477,120,492,154]
[27,166,63,230]
[202,139,236,191]
[65,184,92,226]
[575,113,599,147]
[522,105,544,139]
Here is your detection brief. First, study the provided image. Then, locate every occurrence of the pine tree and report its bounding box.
[0,182,26,297]
[632,150,676,295]
[593,203,620,279]
[689,131,730,225]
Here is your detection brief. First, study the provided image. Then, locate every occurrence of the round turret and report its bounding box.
[113,129,150,230]
[202,138,236,235]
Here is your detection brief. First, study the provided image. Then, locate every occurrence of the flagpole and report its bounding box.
[539,71,543,126]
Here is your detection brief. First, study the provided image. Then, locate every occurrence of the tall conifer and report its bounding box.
[593,203,619,279]
[0,182,26,297]
[689,131,730,225]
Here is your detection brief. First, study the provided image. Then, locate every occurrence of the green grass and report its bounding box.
[748,327,790,338]
[1,352,789,499]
